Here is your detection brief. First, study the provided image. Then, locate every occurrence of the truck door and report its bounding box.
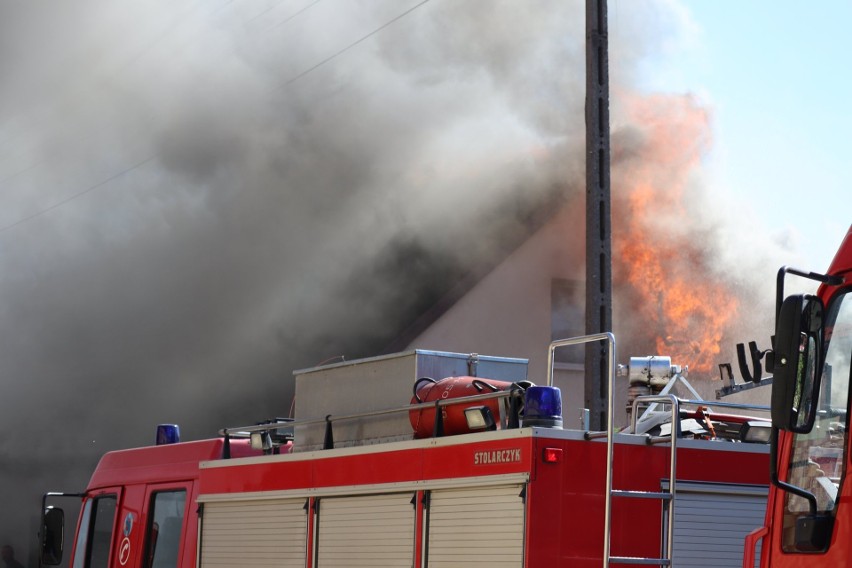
[764,287,852,564]
[140,483,191,568]
[70,488,122,568]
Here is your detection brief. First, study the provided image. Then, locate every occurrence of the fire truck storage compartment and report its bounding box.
[293,350,528,451]
[315,492,416,567]
[661,481,768,568]
[199,498,308,568]
[426,484,526,567]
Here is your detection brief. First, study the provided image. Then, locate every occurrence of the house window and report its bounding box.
[551,279,584,364]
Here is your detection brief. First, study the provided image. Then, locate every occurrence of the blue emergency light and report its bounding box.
[156,424,181,445]
[523,386,563,429]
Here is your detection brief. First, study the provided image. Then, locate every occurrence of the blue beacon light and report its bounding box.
[523,386,563,429]
[156,424,181,445]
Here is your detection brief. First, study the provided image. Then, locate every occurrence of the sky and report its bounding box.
[639,0,850,273]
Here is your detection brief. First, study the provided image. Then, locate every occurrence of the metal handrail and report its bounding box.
[544,333,622,567]
[629,397,770,435]
[220,388,524,439]
[675,398,769,413]
[546,333,615,387]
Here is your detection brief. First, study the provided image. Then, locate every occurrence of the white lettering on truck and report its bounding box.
[473,448,522,465]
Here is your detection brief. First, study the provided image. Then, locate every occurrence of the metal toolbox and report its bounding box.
[292,349,528,451]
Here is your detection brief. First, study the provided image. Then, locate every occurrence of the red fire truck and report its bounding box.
[40,334,777,568]
[742,224,852,566]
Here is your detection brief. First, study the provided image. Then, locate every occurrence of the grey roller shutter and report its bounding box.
[665,482,768,568]
[426,484,525,567]
[200,498,307,568]
[316,492,416,567]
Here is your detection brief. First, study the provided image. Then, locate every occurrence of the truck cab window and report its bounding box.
[144,490,187,568]
[783,290,852,551]
[72,495,117,568]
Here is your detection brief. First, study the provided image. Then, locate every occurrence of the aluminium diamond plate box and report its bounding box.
[292,349,529,451]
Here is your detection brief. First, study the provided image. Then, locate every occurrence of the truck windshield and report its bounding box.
[782,289,852,551]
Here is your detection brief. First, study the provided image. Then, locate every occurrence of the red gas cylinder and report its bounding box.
[409,376,523,438]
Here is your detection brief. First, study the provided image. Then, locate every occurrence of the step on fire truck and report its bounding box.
[37,226,851,567]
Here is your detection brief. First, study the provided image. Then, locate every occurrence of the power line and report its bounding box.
[0,155,157,234]
[247,0,322,29]
[284,0,431,86]
[272,0,323,28]
[0,0,211,166]
[0,1,433,235]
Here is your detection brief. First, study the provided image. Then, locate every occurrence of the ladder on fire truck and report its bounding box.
[549,334,678,567]
[605,393,679,567]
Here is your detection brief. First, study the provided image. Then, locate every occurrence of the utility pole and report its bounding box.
[584,0,612,431]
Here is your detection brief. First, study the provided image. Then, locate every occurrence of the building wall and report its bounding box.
[405,206,598,427]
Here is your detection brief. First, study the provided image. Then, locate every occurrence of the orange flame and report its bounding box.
[613,94,738,374]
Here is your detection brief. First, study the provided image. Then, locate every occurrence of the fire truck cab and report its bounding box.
[745,225,852,566]
[41,438,262,568]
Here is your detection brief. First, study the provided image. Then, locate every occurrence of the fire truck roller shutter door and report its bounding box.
[426,484,525,567]
[199,498,307,568]
[315,492,416,567]
[661,481,768,568]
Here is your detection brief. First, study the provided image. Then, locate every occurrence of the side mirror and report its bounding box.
[795,514,834,552]
[771,294,824,433]
[40,506,65,566]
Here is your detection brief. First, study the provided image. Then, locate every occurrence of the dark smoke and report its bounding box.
[0,0,580,558]
[0,0,772,562]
